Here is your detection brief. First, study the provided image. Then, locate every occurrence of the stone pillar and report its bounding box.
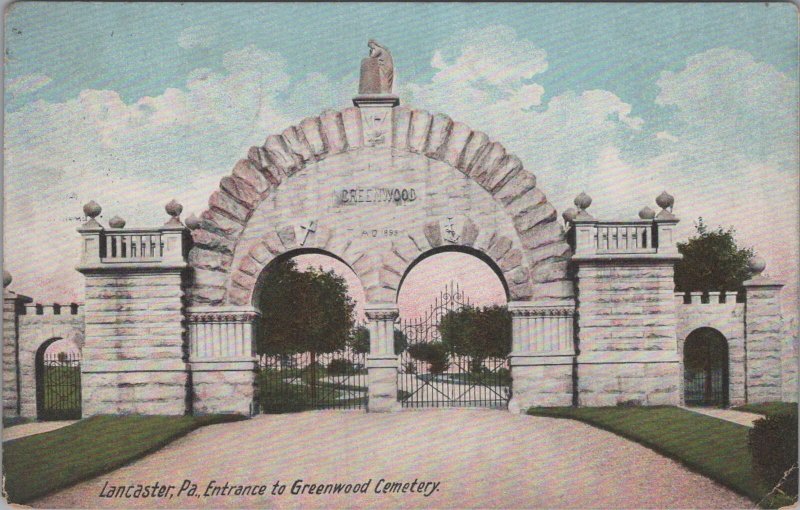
[187,307,259,415]
[743,257,784,403]
[507,302,576,413]
[77,201,190,415]
[353,94,399,148]
[365,303,400,412]
[2,272,30,418]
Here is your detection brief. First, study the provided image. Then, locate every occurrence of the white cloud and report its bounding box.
[178,25,216,50]
[6,73,52,97]
[3,33,798,319]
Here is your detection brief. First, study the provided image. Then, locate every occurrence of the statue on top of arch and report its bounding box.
[359,39,394,94]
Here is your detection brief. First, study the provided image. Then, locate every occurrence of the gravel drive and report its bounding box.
[33,409,751,509]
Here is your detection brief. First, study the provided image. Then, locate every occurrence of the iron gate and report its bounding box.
[256,349,367,413]
[684,368,726,407]
[397,283,511,408]
[36,353,82,420]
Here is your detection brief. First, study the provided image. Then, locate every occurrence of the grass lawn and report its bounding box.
[527,406,795,509]
[2,414,246,504]
[732,401,798,416]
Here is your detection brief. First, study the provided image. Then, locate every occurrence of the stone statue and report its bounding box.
[359,39,394,94]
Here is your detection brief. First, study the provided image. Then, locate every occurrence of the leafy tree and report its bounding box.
[257,259,356,398]
[348,326,408,355]
[407,342,449,375]
[439,305,511,372]
[674,218,754,292]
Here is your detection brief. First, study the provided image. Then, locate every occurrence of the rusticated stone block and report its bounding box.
[425,113,452,159]
[493,169,536,206]
[320,110,347,154]
[485,155,522,192]
[423,221,443,248]
[470,142,505,186]
[443,121,471,168]
[209,190,250,223]
[232,158,270,194]
[408,110,432,153]
[460,218,479,247]
[264,134,301,176]
[459,131,489,173]
[281,126,314,165]
[392,106,412,150]
[300,116,327,157]
[341,107,363,149]
[220,175,261,209]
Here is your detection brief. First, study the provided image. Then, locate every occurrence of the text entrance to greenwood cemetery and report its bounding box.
[398,283,511,409]
[36,351,82,420]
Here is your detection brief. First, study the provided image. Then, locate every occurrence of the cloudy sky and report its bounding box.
[3,3,798,319]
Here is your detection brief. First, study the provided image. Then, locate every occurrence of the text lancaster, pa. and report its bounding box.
[99,478,442,499]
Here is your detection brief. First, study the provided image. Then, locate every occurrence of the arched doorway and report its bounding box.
[254,249,368,413]
[396,249,510,408]
[683,328,729,407]
[35,338,82,420]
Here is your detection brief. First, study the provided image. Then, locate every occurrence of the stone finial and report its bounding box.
[562,207,578,224]
[748,255,766,276]
[655,191,677,220]
[573,192,595,221]
[638,206,656,220]
[83,200,101,218]
[185,213,200,230]
[3,270,12,288]
[81,200,103,229]
[109,215,126,229]
[656,191,674,211]
[164,199,184,227]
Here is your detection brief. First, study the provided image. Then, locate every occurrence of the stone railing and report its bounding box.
[77,200,188,269]
[566,191,680,259]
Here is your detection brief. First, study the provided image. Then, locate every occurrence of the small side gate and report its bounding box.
[36,352,82,420]
[397,283,511,408]
[256,349,367,413]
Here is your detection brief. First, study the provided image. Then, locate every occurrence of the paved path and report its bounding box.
[682,406,763,427]
[3,421,77,442]
[34,409,750,509]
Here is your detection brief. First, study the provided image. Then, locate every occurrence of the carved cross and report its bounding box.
[299,220,317,246]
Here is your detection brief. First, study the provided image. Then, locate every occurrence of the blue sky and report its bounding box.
[3,2,799,318]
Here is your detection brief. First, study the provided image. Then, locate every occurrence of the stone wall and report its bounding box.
[17,303,84,418]
[743,277,785,403]
[675,295,746,405]
[575,261,680,406]
[2,288,29,417]
[81,271,188,415]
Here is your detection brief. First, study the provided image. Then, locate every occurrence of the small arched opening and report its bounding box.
[35,338,82,420]
[396,247,510,408]
[683,327,729,407]
[252,248,368,413]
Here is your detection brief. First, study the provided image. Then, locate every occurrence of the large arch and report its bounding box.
[187,105,573,309]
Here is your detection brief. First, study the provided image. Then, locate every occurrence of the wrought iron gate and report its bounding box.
[36,353,82,420]
[397,283,511,408]
[256,348,367,413]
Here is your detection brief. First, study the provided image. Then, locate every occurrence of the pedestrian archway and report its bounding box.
[35,338,82,420]
[683,328,729,407]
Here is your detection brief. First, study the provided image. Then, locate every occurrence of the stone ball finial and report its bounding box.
[748,255,766,275]
[574,192,592,211]
[165,199,183,218]
[638,206,656,220]
[3,270,12,288]
[656,191,674,211]
[83,200,102,219]
[109,216,126,229]
[185,213,200,230]
[562,207,578,224]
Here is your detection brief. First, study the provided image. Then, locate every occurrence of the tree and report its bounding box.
[348,326,408,355]
[439,305,511,372]
[257,259,356,398]
[674,218,754,292]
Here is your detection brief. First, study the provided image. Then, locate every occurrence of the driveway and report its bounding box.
[34,409,750,509]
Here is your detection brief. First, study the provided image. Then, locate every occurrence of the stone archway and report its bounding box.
[186,96,576,414]
[683,328,730,407]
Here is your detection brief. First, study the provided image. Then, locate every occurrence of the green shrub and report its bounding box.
[327,358,354,375]
[748,411,798,498]
[407,342,449,374]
